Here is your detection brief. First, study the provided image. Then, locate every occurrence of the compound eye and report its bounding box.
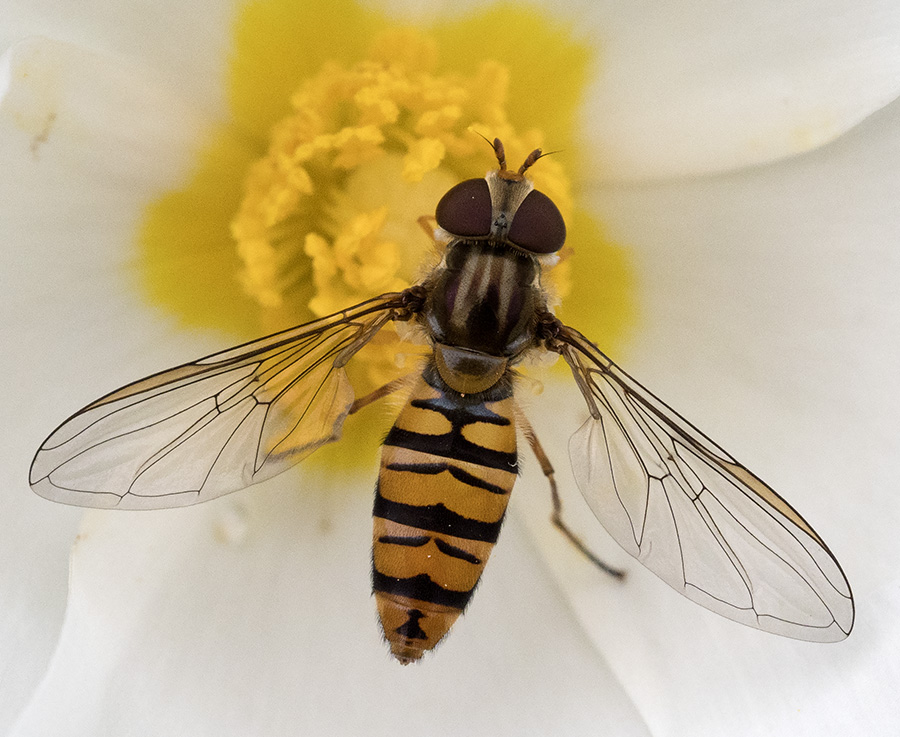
[507,189,566,254]
[435,179,492,237]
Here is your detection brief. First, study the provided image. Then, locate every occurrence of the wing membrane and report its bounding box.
[30,294,406,510]
[557,325,854,642]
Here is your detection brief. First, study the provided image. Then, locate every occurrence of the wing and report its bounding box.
[30,293,408,510]
[556,325,854,642]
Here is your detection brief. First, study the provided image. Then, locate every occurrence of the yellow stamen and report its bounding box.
[229,27,586,392]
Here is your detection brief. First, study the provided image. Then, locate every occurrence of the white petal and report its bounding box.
[0,36,215,206]
[519,95,900,733]
[374,0,900,179]
[0,425,75,732]
[0,36,231,377]
[0,36,226,444]
[12,474,650,736]
[0,37,223,730]
[3,0,232,113]
[580,0,900,179]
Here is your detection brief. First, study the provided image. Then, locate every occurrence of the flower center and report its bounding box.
[229,29,574,390]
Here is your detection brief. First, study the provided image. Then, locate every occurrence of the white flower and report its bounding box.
[3,1,900,735]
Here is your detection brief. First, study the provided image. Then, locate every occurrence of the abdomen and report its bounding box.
[372,367,517,663]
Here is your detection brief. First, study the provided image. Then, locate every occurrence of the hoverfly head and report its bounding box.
[434,137,566,254]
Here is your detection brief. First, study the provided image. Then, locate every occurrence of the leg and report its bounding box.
[349,375,412,415]
[417,215,449,257]
[519,412,625,579]
[417,215,438,241]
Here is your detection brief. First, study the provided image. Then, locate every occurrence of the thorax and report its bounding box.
[423,240,541,359]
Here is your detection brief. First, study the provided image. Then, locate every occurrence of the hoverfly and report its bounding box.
[30,139,854,663]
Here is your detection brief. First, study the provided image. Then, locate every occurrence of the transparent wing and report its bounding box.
[557,325,854,642]
[30,293,407,510]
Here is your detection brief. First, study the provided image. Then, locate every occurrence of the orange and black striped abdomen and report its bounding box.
[372,369,517,663]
